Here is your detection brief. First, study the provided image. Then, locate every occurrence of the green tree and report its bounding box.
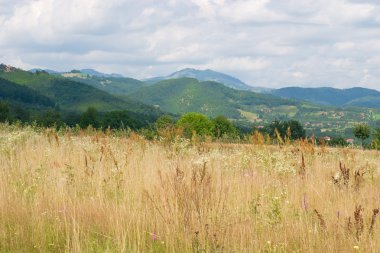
[0,101,10,122]
[37,109,62,127]
[353,123,371,148]
[266,120,306,140]
[13,105,30,122]
[212,115,237,139]
[176,112,214,138]
[80,107,100,128]
[102,111,142,130]
[329,136,349,147]
[155,115,174,130]
[372,128,380,150]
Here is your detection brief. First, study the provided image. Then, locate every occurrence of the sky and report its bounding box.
[0,0,380,90]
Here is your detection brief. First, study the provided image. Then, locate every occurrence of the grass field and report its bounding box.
[1,124,380,252]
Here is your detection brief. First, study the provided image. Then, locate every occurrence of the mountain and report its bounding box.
[78,69,123,78]
[0,77,54,108]
[145,68,256,91]
[128,77,305,120]
[29,68,61,75]
[64,75,148,95]
[0,64,161,118]
[29,68,124,78]
[31,68,141,95]
[126,78,380,136]
[271,87,380,108]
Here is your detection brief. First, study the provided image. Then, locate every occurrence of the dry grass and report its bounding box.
[0,124,380,252]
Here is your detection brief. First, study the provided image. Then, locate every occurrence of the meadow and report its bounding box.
[0,124,380,252]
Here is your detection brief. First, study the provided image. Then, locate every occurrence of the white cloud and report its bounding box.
[0,0,379,90]
[205,57,270,71]
[334,42,355,51]
[291,72,308,79]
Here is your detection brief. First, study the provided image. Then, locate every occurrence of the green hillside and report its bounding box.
[126,78,380,137]
[67,75,148,95]
[0,77,54,108]
[0,65,161,118]
[127,78,299,119]
[271,87,380,108]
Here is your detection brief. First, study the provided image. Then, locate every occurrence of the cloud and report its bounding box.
[334,42,355,51]
[0,0,379,90]
[205,57,270,71]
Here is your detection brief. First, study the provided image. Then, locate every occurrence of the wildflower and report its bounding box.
[353,245,359,250]
[152,231,157,241]
[302,194,308,211]
[266,241,271,245]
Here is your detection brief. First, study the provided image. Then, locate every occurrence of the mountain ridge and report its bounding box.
[145,68,258,91]
[271,86,380,109]
[0,65,162,119]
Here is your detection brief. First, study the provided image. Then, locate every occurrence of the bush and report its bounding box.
[266,120,306,140]
[176,112,214,138]
[212,115,238,139]
[353,123,370,148]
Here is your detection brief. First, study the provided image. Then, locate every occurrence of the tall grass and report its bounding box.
[0,124,379,252]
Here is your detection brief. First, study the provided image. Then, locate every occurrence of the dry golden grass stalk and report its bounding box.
[0,124,379,252]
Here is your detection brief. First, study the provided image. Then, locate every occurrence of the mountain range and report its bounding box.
[0,64,162,126]
[144,68,272,93]
[0,63,379,137]
[40,67,380,110]
[30,68,123,78]
[271,87,380,108]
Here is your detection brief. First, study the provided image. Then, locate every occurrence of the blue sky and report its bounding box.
[0,0,380,90]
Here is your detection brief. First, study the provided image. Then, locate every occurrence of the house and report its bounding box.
[346,139,354,144]
[323,136,331,141]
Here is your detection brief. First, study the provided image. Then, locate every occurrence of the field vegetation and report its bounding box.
[1,124,380,252]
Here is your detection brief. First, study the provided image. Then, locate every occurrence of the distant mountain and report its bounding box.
[0,65,162,119]
[29,68,124,78]
[126,78,380,135]
[29,68,61,75]
[145,68,258,91]
[65,75,148,95]
[0,77,54,108]
[2,64,379,136]
[271,87,380,109]
[78,69,123,78]
[128,77,304,120]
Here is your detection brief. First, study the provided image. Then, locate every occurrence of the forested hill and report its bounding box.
[271,87,380,109]
[127,77,300,119]
[0,65,161,117]
[0,77,54,108]
[67,75,148,95]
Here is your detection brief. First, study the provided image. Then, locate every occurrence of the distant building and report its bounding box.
[323,136,331,141]
[346,139,354,144]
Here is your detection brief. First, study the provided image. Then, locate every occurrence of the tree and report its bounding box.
[176,112,214,138]
[212,115,237,139]
[329,136,349,147]
[37,109,62,127]
[0,101,10,122]
[372,128,380,150]
[266,120,306,140]
[155,115,174,130]
[80,107,100,128]
[102,111,143,130]
[12,105,30,122]
[353,123,370,148]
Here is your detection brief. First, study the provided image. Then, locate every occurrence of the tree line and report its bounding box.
[1,101,380,149]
